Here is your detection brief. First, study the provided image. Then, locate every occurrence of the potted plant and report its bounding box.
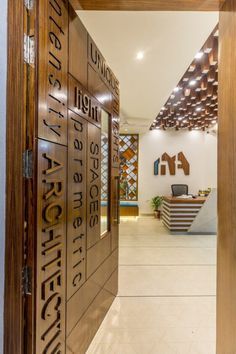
[151,196,163,219]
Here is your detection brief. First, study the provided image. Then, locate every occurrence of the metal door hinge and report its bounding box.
[22,266,32,295]
[23,150,33,178]
[24,34,35,66]
[24,0,34,10]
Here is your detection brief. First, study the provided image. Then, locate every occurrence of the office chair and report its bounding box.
[171,184,188,197]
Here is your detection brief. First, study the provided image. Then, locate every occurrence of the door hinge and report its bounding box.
[22,266,32,295]
[24,0,34,10]
[23,150,33,178]
[24,34,35,66]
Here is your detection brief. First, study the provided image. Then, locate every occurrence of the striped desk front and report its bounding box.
[162,196,206,232]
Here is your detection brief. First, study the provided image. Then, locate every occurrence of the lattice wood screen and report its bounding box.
[119,134,139,201]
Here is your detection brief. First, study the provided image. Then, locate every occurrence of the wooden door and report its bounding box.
[33,1,120,353]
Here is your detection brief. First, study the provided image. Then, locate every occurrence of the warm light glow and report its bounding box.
[196,107,202,112]
[136,51,144,60]
[174,87,181,93]
[189,80,197,86]
[195,51,204,59]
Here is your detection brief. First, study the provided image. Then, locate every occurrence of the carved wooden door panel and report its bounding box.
[34,1,119,353]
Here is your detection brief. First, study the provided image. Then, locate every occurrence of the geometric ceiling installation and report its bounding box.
[150,25,218,131]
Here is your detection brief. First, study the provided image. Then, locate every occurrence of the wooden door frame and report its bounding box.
[4,0,26,353]
[4,1,226,354]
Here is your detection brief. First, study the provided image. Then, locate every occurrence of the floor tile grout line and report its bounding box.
[119,264,216,267]
[117,295,216,298]
[119,246,216,249]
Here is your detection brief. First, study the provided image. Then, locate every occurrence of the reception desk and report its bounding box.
[162,196,206,233]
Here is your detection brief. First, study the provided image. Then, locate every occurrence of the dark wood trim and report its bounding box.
[4,0,25,353]
[217,1,236,352]
[163,196,206,204]
[71,0,225,11]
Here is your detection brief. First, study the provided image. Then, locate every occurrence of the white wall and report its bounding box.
[139,130,217,214]
[0,0,7,351]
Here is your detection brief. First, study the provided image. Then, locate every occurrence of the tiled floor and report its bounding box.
[86,217,216,354]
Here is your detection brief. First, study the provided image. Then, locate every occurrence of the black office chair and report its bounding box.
[171,184,188,197]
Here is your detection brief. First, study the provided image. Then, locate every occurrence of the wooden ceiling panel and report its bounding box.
[73,0,224,11]
[150,25,219,131]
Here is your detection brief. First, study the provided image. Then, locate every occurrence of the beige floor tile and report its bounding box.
[189,341,216,354]
[119,265,216,296]
[120,246,216,265]
[86,218,216,354]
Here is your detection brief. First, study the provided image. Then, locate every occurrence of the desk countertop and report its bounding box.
[163,196,207,204]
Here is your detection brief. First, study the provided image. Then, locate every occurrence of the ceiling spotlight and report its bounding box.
[195,51,204,60]
[196,107,202,112]
[189,80,197,86]
[136,51,144,60]
[178,117,183,121]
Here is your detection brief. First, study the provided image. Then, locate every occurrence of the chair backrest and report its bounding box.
[171,184,188,197]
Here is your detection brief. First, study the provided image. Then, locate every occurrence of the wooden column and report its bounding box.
[217,1,236,352]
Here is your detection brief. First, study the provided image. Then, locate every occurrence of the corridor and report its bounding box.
[87,217,216,354]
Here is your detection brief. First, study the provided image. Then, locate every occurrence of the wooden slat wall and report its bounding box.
[217,1,236,352]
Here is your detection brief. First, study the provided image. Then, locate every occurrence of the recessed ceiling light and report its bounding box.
[195,51,204,59]
[136,51,144,60]
[189,80,197,86]
[196,107,202,112]
[178,117,183,121]
[174,87,181,93]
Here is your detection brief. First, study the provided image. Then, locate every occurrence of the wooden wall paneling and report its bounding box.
[113,96,120,117]
[87,122,101,249]
[110,109,120,251]
[67,110,87,300]
[5,0,25,352]
[68,74,101,128]
[38,0,68,145]
[66,286,115,354]
[111,111,120,169]
[36,139,67,353]
[87,235,111,277]
[217,1,236,352]
[71,0,224,11]
[66,249,118,336]
[34,5,119,353]
[88,36,119,99]
[88,64,113,111]
[104,268,118,296]
[111,168,120,251]
[68,4,88,88]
